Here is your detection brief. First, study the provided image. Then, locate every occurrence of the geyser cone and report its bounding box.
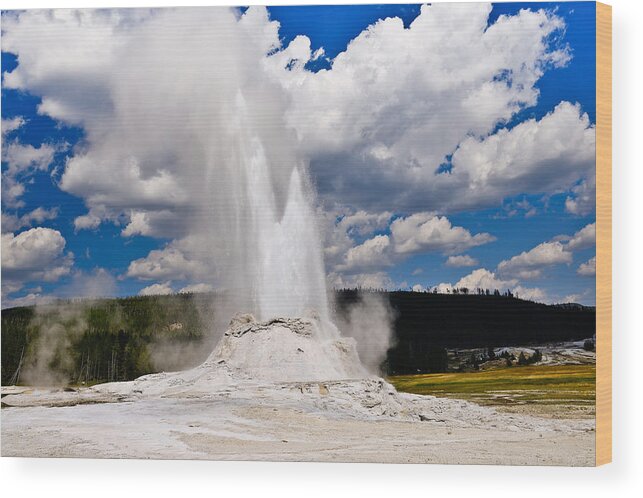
[206,313,367,383]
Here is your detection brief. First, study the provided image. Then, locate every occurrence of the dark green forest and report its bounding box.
[1,293,216,386]
[1,291,595,385]
[335,290,596,374]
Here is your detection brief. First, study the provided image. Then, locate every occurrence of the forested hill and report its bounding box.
[335,290,595,348]
[335,290,595,375]
[1,291,595,384]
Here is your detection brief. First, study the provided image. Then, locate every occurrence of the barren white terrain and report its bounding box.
[2,316,595,465]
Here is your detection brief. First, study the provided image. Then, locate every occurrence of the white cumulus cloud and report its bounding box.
[577,256,596,276]
[179,283,214,294]
[2,142,56,176]
[437,268,546,302]
[332,213,494,275]
[391,214,494,255]
[449,102,595,212]
[337,234,392,272]
[271,4,592,213]
[126,245,206,282]
[497,241,572,279]
[139,281,173,296]
[73,212,102,232]
[1,227,74,296]
[454,268,517,292]
[566,222,596,251]
[1,207,58,233]
[1,7,293,244]
[1,116,26,137]
[1,140,59,208]
[445,254,478,267]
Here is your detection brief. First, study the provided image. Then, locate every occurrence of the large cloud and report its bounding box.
[332,212,494,274]
[277,3,568,156]
[272,3,593,213]
[1,227,74,296]
[2,7,293,244]
[448,102,595,211]
[390,214,494,255]
[2,5,595,235]
[126,244,206,281]
[337,234,392,273]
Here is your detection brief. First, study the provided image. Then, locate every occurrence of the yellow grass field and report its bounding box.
[389,364,596,419]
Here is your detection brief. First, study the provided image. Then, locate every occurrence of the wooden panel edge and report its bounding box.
[595,1,612,467]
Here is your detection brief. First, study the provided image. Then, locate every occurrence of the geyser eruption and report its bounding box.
[197,87,366,380]
[208,91,336,340]
[194,89,371,382]
[5,7,375,381]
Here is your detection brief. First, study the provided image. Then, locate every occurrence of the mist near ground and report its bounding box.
[334,292,396,374]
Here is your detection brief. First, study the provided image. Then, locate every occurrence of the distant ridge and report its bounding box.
[334,290,596,374]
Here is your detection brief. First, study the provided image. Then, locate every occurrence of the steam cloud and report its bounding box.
[21,304,88,386]
[336,293,396,374]
[3,8,332,330]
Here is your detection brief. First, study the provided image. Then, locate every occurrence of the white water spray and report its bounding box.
[207,91,335,339]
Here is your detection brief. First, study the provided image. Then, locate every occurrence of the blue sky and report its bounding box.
[1,3,597,307]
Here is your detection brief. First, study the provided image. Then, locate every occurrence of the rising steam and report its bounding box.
[336,292,396,374]
[21,304,88,386]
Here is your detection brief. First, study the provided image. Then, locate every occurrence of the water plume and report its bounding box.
[203,90,334,338]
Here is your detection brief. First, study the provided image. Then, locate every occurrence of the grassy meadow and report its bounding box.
[389,364,596,419]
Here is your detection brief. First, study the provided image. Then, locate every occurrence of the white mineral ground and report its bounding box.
[1,314,595,465]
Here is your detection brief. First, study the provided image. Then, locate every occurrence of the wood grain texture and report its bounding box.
[595,1,612,467]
